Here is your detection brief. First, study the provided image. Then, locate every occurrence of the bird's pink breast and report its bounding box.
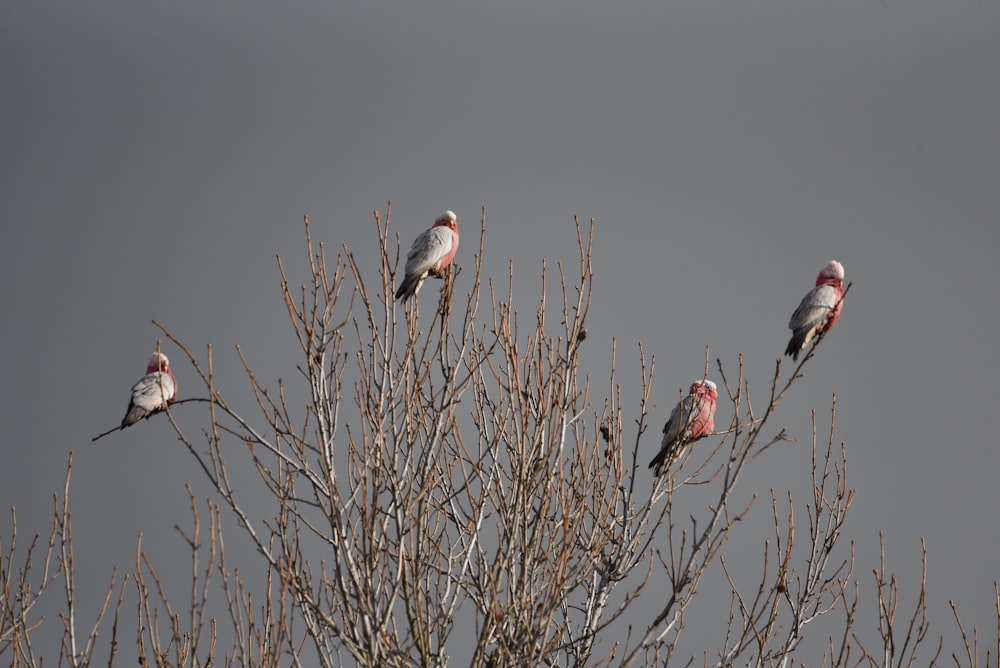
[437,230,458,268]
[823,284,845,332]
[692,407,714,437]
[692,392,716,437]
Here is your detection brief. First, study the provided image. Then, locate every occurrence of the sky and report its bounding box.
[2,0,999,662]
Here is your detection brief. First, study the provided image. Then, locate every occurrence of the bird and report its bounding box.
[785,260,845,361]
[395,211,459,301]
[121,352,178,428]
[649,380,718,476]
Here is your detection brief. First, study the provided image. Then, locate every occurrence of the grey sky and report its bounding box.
[2,0,998,661]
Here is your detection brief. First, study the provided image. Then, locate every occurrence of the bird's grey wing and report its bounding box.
[405,227,452,276]
[788,285,837,331]
[679,394,704,439]
[129,372,175,411]
[662,394,697,444]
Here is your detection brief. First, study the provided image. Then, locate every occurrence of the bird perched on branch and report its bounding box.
[649,380,717,477]
[395,211,459,301]
[121,352,177,427]
[785,260,845,361]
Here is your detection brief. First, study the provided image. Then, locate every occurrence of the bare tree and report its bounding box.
[2,206,996,665]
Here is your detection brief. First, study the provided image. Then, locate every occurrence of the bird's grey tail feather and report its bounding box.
[121,405,146,428]
[395,275,421,301]
[649,447,677,477]
[785,331,807,360]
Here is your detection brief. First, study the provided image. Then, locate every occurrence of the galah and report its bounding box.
[395,210,459,301]
[121,352,178,428]
[785,260,846,361]
[649,380,718,477]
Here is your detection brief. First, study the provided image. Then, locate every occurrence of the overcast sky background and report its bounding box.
[2,0,998,663]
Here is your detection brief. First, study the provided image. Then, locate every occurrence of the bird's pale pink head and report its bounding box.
[816,260,845,286]
[433,210,458,233]
[690,379,718,399]
[145,352,170,374]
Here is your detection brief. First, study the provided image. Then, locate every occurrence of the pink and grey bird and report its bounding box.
[785,260,845,361]
[121,352,177,428]
[395,211,459,301]
[649,379,718,476]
